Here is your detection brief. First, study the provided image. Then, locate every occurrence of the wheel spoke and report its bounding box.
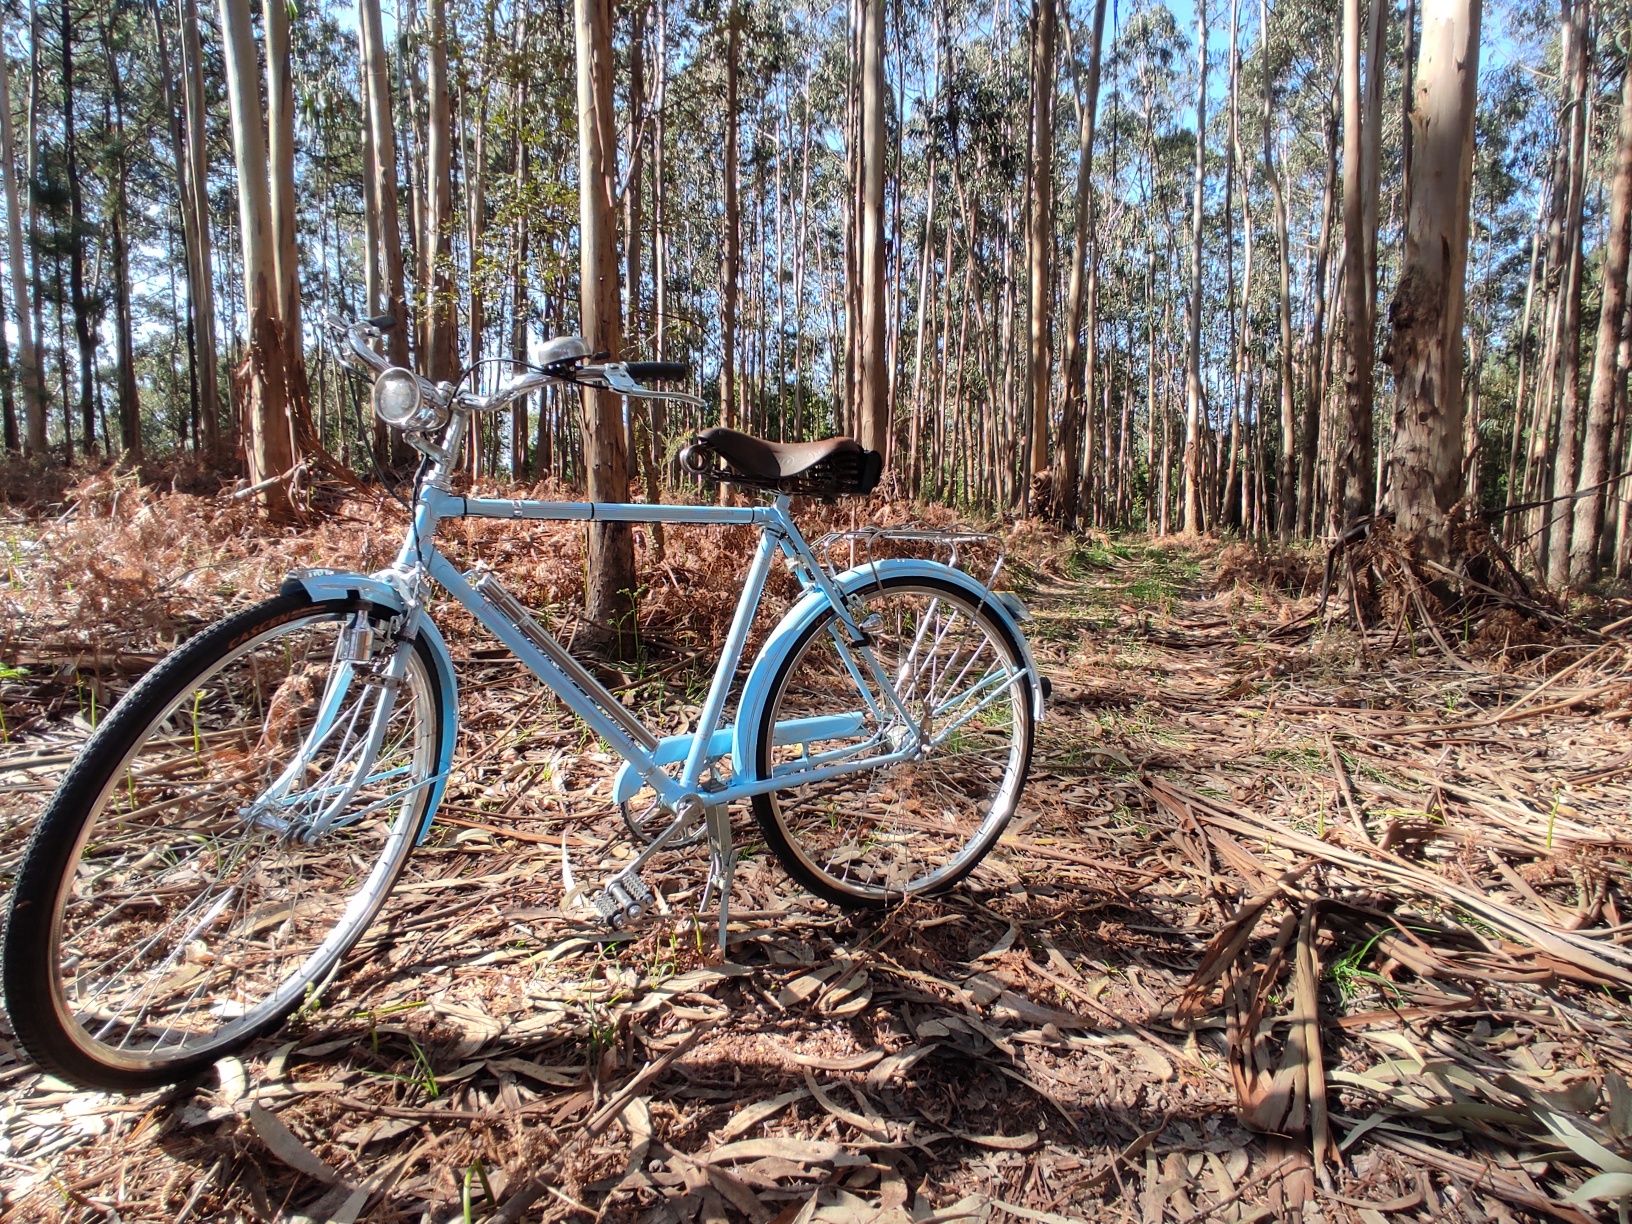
[757,582,1030,904]
[20,602,441,1082]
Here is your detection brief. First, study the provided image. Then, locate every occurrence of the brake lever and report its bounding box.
[321,318,365,373]
[581,362,703,407]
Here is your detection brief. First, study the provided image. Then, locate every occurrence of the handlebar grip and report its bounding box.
[626,361,691,383]
[365,312,398,332]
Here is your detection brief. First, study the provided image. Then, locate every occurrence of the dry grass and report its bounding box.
[3,487,1632,1221]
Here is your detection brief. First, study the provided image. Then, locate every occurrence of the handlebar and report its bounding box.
[626,361,691,383]
[325,313,700,426]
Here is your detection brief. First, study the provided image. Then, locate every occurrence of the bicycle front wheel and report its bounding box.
[3,591,449,1091]
[751,575,1035,908]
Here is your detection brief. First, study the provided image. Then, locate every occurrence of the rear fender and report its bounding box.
[281,569,459,842]
[732,559,1045,782]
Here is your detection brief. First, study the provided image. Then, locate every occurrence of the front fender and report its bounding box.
[281,569,459,842]
[732,559,1045,782]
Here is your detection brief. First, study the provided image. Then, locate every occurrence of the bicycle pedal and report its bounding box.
[590,873,654,929]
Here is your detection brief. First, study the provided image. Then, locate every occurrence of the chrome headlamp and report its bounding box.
[372,367,449,432]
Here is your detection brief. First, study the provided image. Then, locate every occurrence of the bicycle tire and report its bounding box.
[3,591,450,1091]
[750,575,1035,908]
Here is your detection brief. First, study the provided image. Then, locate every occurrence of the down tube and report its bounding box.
[425,551,680,807]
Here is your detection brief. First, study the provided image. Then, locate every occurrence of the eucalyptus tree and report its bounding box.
[1569,43,1632,583]
[0,24,46,453]
[1259,0,1297,538]
[172,0,224,459]
[576,0,635,650]
[421,0,455,382]
[99,5,139,460]
[1053,0,1109,528]
[857,0,888,459]
[359,0,410,373]
[219,0,299,515]
[1180,0,1207,535]
[1335,0,1386,530]
[721,4,741,435]
[1387,0,1481,565]
[1024,0,1056,511]
[1543,0,1590,585]
[60,0,94,456]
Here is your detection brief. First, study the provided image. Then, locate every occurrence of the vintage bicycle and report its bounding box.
[2,315,1046,1091]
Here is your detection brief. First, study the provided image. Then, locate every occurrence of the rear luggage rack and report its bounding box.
[813,526,1007,589]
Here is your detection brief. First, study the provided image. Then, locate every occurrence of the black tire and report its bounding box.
[750,575,1036,909]
[3,591,450,1091]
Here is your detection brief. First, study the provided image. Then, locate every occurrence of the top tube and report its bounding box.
[452,494,778,527]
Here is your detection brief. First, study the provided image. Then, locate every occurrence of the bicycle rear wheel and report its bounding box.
[3,591,448,1091]
[751,575,1034,908]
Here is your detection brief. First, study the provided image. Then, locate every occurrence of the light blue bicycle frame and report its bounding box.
[287,322,1042,940]
[403,486,928,815]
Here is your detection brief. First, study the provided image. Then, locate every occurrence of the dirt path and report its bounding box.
[3,535,1630,1221]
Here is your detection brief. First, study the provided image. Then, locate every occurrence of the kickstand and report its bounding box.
[699,805,736,953]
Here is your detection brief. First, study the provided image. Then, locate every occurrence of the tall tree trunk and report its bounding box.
[907,133,937,491]
[625,0,664,532]
[626,0,645,353]
[1300,98,1338,536]
[1261,0,1297,538]
[61,4,94,456]
[155,0,200,449]
[1525,111,1572,556]
[422,0,456,381]
[575,0,634,652]
[1568,50,1632,584]
[858,0,888,457]
[1503,165,1549,540]
[463,78,488,478]
[0,271,13,452]
[1546,0,1591,585]
[357,20,389,464]
[653,0,672,471]
[359,0,412,372]
[1615,289,1632,574]
[720,7,740,433]
[773,110,787,441]
[1024,0,1056,512]
[220,0,298,516]
[0,33,45,452]
[842,0,860,440]
[1336,0,1386,529]
[1386,0,1480,565]
[509,0,531,480]
[1401,0,1417,205]
[654,0,669,364]
[1181,0,1208,535]
[265,0,301,357]
[53,246,69,458]
[1222,0,1247,528]
[361,56,381,319]
[179,0,222,459]
[104,17,141,460]
[27,0,48,456]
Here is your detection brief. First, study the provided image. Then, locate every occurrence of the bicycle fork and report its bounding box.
[244,615,412,840]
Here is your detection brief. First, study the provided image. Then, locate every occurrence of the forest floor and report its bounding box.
[4,475,1632,1222]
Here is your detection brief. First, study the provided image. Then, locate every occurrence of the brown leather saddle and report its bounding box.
[679,427,883,498]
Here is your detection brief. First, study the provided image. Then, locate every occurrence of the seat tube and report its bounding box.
[775,505,917,726]
[681,524,781,787]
